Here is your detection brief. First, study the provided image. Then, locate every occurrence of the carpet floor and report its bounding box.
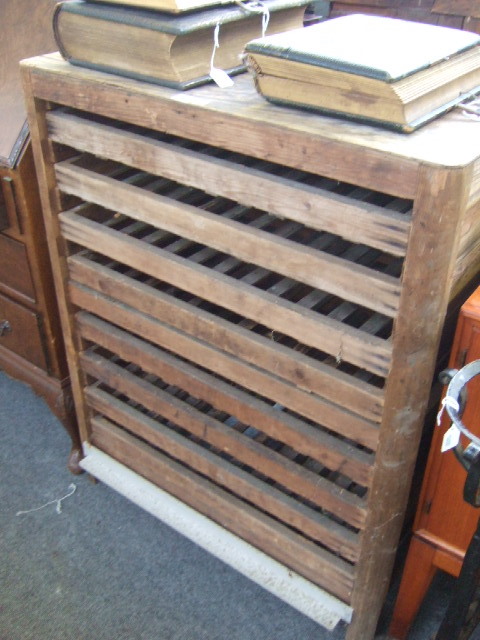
[0,370,473,640]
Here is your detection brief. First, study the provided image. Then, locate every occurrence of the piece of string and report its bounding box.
[16,483,77,516]
[209,1,269,87]
[335,336,344,365]
[209,23,234,87]
[436,395,460,426]
[456,96,480,121]
[210,22,221,74]
[234,0,270,36]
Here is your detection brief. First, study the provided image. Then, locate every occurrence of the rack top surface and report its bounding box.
[22,53,480,170]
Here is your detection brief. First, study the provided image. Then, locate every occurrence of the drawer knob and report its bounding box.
[0,320,12,336]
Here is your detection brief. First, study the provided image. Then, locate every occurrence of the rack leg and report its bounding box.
[389,535,437,639]
[435,518,480,640]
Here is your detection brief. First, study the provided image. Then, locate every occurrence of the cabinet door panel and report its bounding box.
[417,313,480,551]
[0,292,47,370]
[0,234,35,300]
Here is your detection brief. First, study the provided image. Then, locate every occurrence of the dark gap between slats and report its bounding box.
[84,349,363,547]
[57,107,414,222]
[68,151,405,279]
[91,405,361,561]
[84,342,370,497]
[68,201,391,386]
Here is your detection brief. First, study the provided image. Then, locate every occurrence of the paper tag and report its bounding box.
[209,67,234,88]
[441,424,461,452]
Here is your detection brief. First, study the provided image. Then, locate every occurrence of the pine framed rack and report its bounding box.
[21,53,480,639]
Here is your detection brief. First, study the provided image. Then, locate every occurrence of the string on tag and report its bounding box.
[234,0,270,36]
[261,6,270,37]
[456,96,480,120]
[209,22,234,88]
[436,395,460,426]
[16,483,77,516]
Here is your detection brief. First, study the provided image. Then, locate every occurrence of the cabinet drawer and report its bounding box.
[0,234,35,300]
[0,292,47,370]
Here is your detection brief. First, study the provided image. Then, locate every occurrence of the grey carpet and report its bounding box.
[0,369,474,639]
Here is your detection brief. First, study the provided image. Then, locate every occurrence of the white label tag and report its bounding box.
[441,424,461,452]
[208,22,234,89]
[209,67,234,88]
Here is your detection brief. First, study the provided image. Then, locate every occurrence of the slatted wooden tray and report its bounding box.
[21,57,480,640]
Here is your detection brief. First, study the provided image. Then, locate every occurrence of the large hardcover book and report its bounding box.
[245,14,480,131]
[53,0,309,90]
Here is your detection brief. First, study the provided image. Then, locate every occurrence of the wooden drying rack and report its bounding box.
[21,53,480,639]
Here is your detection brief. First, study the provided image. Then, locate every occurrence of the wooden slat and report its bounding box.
[468,157,480,209]
[47,110,411,257]
[68,252,390,383]
[71,279,382,427]
[24,57,423,199]
[68,277,380,426]
[55,160,401,317]
[84,373,367,527]
[77,311,378,462]
[62,210,392,385]
[450,235,480,300]
[91,416,355,602]
[80,343,372,488]
[81,358,360,562]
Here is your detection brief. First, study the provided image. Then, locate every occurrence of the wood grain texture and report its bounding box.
[346,166,474,640]
[55,160,401,317]
[81,349,361,560]
[20,67,92,444]
[68,251,391,378]
[78,310,372,485]
[21,54,480,640]
[47,111,411,257]
[61,213,384,422]
[76,310,377,468]
[70,278,382,432]
[85,382,367,527]
[19,55,424,198]
[91,417,355,602]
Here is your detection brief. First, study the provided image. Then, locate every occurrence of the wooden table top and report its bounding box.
[21,53,480,199]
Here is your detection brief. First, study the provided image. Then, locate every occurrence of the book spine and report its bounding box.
[52,3,70,63]
[245,54,263,76]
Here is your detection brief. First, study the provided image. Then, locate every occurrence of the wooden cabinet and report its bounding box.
[21,54,480,640]
[389,287,480,639]
[0,144,81,472]
[0,0,80,471]
[328,0,480,33]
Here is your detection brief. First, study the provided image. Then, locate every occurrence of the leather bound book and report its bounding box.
[53,0,309,90]
[245,14,480,131]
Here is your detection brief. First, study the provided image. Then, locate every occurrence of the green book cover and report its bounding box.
[54,0,309,89]
[245,13,480,82]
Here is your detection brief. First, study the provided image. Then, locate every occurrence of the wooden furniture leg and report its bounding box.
[435,518,480,640]
[389,535,438,639]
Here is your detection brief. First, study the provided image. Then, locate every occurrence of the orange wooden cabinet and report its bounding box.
[389,287,480,639]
